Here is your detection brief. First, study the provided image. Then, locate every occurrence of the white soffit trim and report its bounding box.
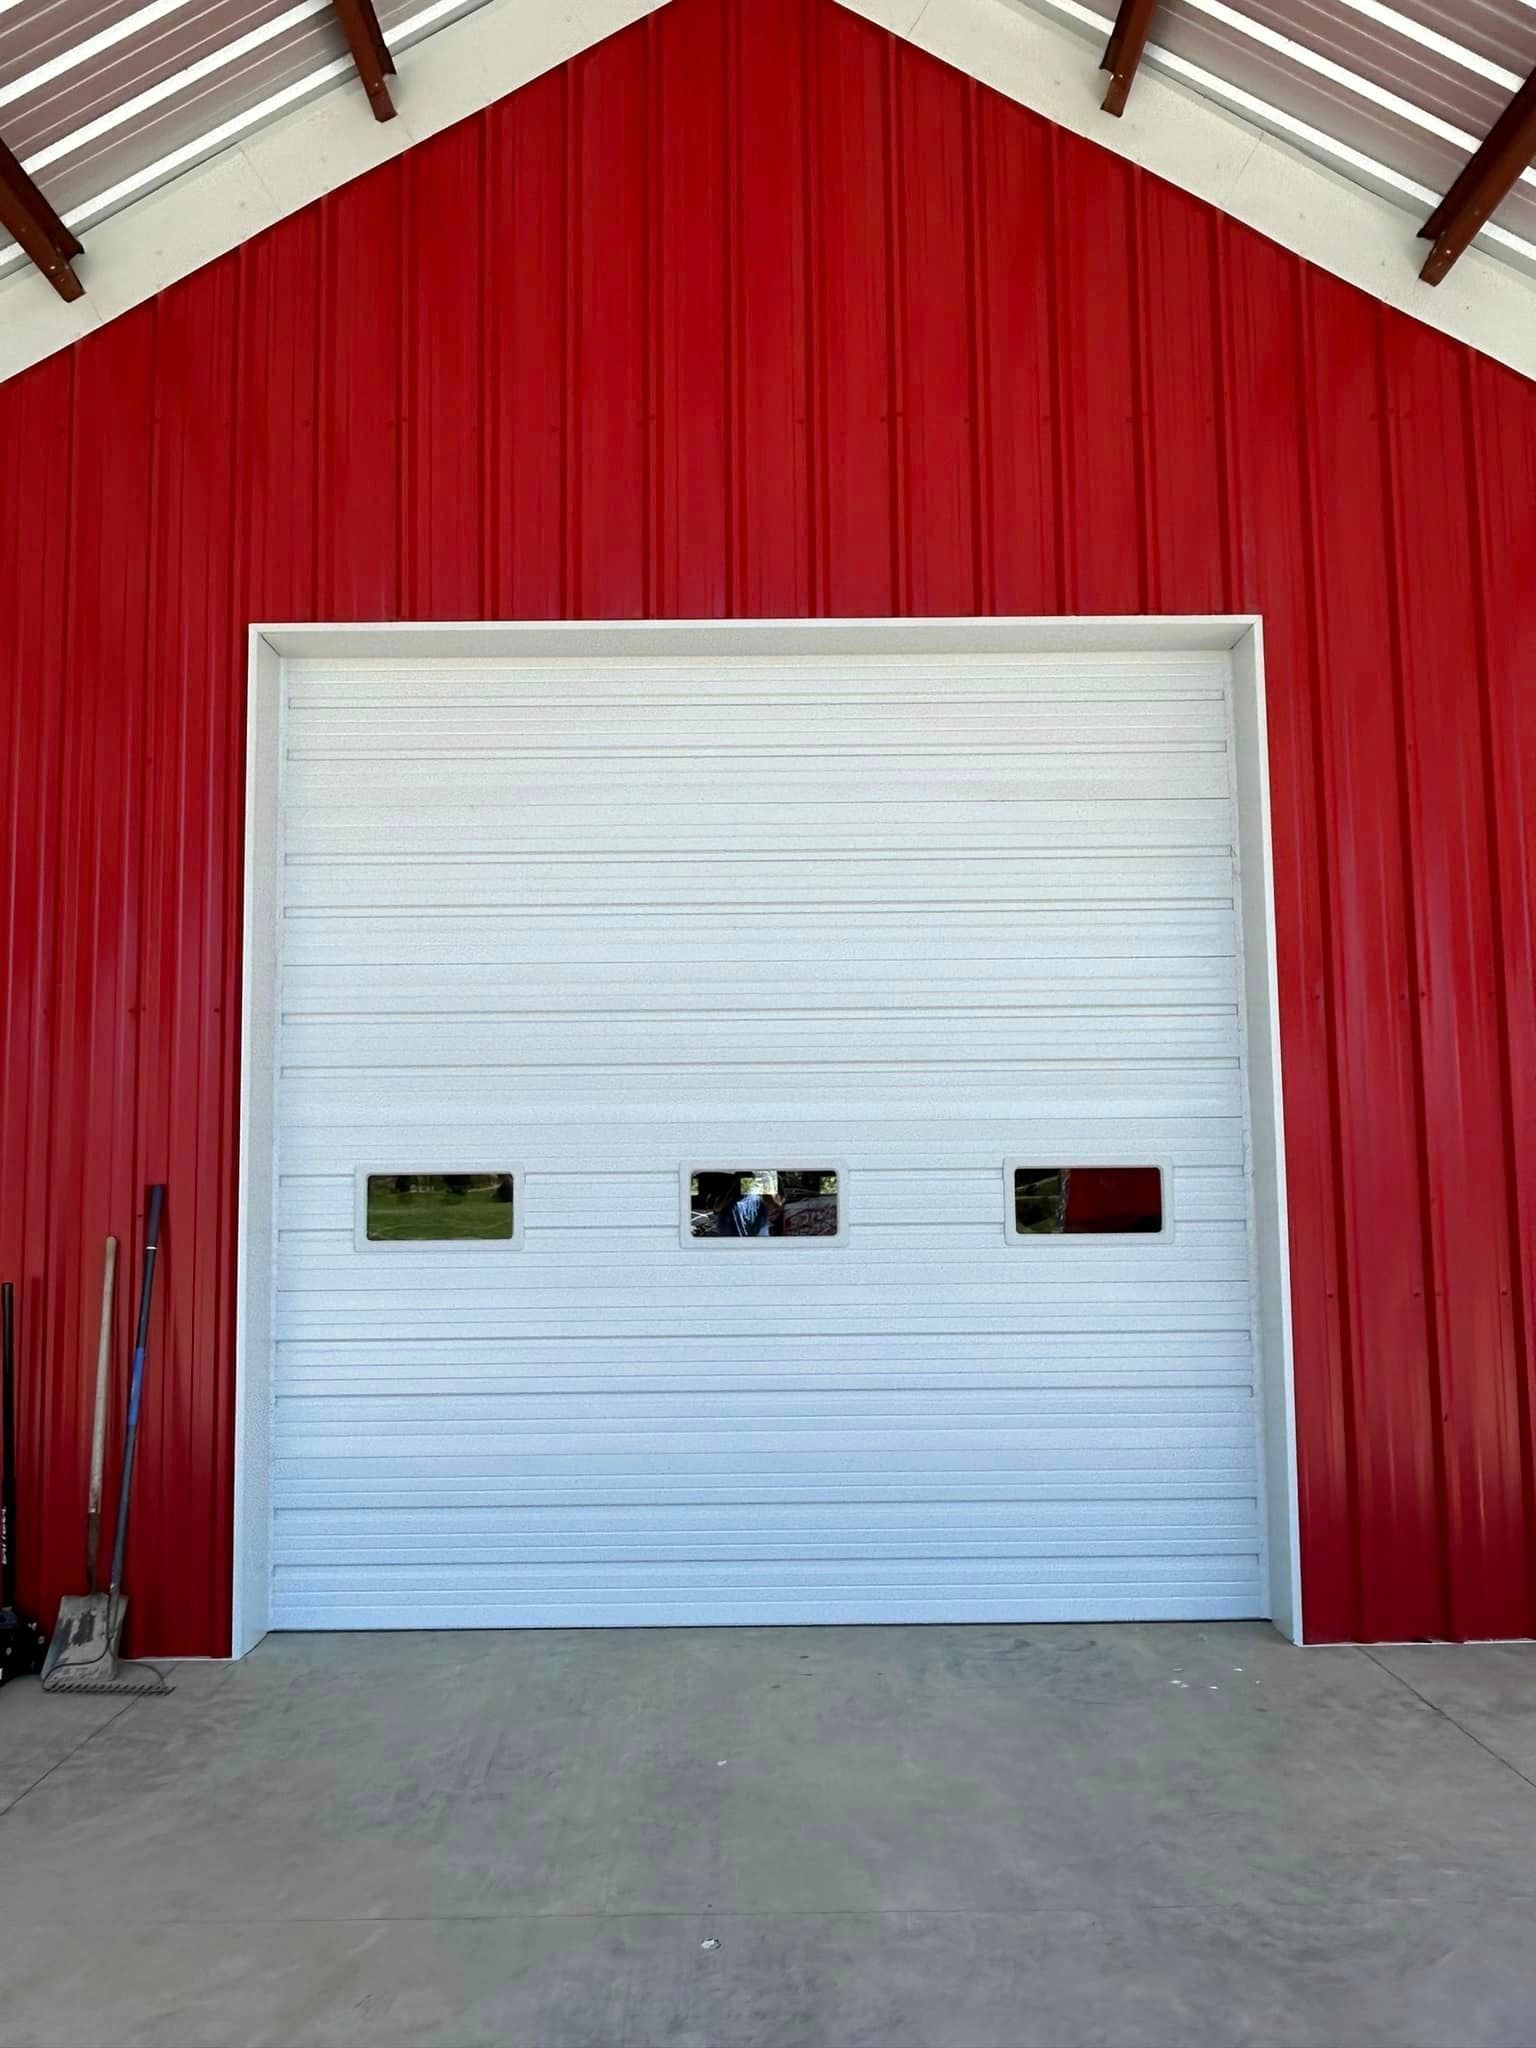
[838,0,1536,386]
[0,0,671,385]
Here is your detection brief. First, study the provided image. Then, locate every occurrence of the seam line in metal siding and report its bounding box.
[883,36,907,616]
[803,0,827,618]
[399,155,416,617]
[1127,170,1152,614]
[399,155,414,619]
[1460,353,1536,1638]
[1376,302,1453,1641]
[317,195,334,617]
[476,114,489,620]
[54,351,82,1560]
[3,353,71,1616]
[963,79,993,618]
[723,0,741,617]
[1292,262,1365,1642]
[644,12,659,621]
[214,250,248,1652]
[1044,123,1069,614]
[119,302,159,1650]
[477,112,493,620]
[306,217,322,620]
[1209,215,1237,613]
[563,60,578,622]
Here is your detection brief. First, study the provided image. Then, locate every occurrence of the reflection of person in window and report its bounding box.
[717,1189,781,1237]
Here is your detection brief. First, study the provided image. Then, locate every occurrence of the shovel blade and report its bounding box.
[40,1593,126,1691]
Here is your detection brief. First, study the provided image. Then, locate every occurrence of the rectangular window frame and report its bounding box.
[1003,1159,1175,1247]
[353,1166,525,1252]
[680,1164,850,1249]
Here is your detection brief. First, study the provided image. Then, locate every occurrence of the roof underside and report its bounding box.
[0,0,496,274]
[0,0,1533,377]
[1023,0,1536,268]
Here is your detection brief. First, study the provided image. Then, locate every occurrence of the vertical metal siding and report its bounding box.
[0,0,1533,1651]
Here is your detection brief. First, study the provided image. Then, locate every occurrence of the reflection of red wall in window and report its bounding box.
[1063,1169,1162,1235]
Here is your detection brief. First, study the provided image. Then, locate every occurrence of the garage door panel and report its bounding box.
[276,1374,1258,1408]
[275,1383,1259,1429]
[280,1219,1235,1256]
[274,1528,1261,1566]
[274,1307,1258,1343]
[270,649,1268,1628]
[277,1069,1248,1123]
[270,1593,1265,1627]
[285,698,1226,753]
[273,1328,1254,1380]
[274,1447,1261,1495]
[275,1252,1252,1297]
[278,1125,1251,1173]
[276,1425,1261,1458]
[280,1013,1241,1070]
[272,1495,1258,1549]
[282,958,1243,1010]
[275,1230,1250,1289]
[287,653,1230,697]
[282,794,1236,851]
[282,851,1238,911]
[270,1563,1265,1632]
[273,1466,1262,1508]
[281,908,1242,970]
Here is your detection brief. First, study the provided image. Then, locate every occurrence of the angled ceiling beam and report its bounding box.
[331,0,397,122]
[1419,66,1536,285]
[1101,0,1161,119]
[0,133,82,301]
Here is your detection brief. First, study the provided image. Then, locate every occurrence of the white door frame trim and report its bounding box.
[233,614,1302,1654]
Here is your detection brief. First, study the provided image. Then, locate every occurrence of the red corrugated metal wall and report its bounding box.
[2,0,1533,1652]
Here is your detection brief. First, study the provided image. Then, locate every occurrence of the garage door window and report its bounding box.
[685,1169,844,1244]
[357,1171,522,1249]
[1006,1165,1167,1241]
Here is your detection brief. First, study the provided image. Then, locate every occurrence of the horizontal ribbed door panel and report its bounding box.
[270,648,1267,1626]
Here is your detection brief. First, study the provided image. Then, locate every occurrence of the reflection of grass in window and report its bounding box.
[367,1175,513,1241]
[1014,1171,1066,1235]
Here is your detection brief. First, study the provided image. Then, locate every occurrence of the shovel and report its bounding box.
[40,1235,117,1684]
[43,1187,170,1696]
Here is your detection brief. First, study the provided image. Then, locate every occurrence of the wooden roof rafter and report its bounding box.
[1420,66,1536,285]
[331,0,399,123]
[1100,0,1162,119]
[0,134,83,302]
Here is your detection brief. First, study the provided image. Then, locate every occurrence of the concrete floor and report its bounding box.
[1,1626,1535,2047]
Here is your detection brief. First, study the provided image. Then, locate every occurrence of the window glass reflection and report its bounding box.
[366,1173,515,1241]
[690,1171,840,1239]
[1012,1167,1163,1236]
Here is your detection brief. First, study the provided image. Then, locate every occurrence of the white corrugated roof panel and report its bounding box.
[1023,0,1536,267]
[0,0,495,260]
[1151,0,1536,244]
[0,0,1531,280]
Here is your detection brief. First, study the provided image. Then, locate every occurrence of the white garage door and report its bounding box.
[270,647,1269,1627]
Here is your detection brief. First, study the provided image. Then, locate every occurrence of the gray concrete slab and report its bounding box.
[1367,1643,1536,1785]
[0,1625,1533,2047]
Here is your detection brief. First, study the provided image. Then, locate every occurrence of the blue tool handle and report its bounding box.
[108,1187,167,1604]
[126,1346,147,1431]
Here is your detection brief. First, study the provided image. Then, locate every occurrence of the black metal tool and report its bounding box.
[0,1279,47,1686]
